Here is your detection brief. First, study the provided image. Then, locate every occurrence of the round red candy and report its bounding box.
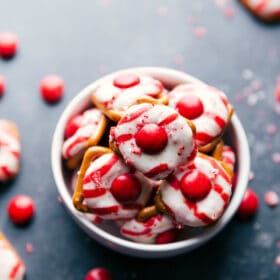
[0,32,18,58]
[135,123,168,154]
[113,73,140,89]
[0,75,5,97]
[176,94,204,120]
[180,170,212,201]
[111,173,141,203]
[237,188,259,219]
[155,229,178,244]
[85,268,112,280]
[65,114,84,138]
[7,195,35,225]
[40,75,64,103]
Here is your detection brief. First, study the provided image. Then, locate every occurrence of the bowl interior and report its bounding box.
[52,67,250,257]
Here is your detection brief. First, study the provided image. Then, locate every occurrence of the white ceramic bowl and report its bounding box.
[51,67,250,258]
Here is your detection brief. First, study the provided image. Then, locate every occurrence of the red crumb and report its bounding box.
[272,153,280,164]
[266,124,277,136]
[157,6,168,17]
[194,27,207,38]
[26,243,33,254]
[264,191,279,207]
[224,7,235,19]
[0,75,5,97]
[275,255,280,266]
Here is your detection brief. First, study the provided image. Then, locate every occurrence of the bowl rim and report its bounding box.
[51,67,250,257]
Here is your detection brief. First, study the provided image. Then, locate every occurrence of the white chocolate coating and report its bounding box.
[0,124,20,181]
[120,214,175,244]
[62,108,105,159]
[221,145,236,172]
[0,238,25,280]
[82,153,152,220]
[160,154,232,227]
[168,84,231,148]
[93,75,164,112]
[112,103,196,180]
[246,0,280,17]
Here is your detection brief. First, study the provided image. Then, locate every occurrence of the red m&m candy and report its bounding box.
[0,32,18,58]
[40,75,64,103]
[0,75,6,97]
[113,73,140,89]
[237,188,259,219]
[7,195,35,225]
[85,267,112,280]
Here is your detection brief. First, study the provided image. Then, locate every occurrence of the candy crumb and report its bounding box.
[275,255,280,266]
[26,243,33,254]
[264,191,279,207]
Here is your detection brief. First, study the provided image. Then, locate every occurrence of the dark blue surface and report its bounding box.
[1,1,280,279]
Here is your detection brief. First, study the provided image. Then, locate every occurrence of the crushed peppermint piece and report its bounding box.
[264,191,279,207]
[266,124,277,136]
[26,243,33,254]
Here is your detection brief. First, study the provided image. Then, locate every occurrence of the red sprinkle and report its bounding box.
[25,243,33,254]
[85,268,112,280]
[264,191,279,207]
[237,188,259,219]
[0,75,5,97]
[7,195,35,225]
[40,75,64,103]
[111,173,141,203]
[0,32,18,58]
[113,73,140,89]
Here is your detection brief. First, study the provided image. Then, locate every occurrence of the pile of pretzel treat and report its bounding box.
[62,72,236,244]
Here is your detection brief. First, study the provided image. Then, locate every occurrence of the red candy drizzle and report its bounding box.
[0,32,18,58]
[7,195,35,224]
[113,73,140,89]
[135,123,168,154]
[176,94,204,120]
[111,173,141,203]
[180,170,212,201]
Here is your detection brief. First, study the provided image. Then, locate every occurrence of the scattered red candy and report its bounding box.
[65,114,84,138]
[135,123,168,154]
[275,81,280,103]
[180,170,212,201]
[155,229,178,244]
[237,188,259,219]
[113,73,140,89]
[264,191,279,208]
[0,32,18,58]
[7,195,35,224]
[85,267,112,280]
[0,75,5,97]
[40,75,64,103]
[176,94,204,120]
[111,173,141,203]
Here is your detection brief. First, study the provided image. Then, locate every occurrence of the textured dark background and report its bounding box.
[1,0,280,279]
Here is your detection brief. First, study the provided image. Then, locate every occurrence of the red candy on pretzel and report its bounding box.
[62,108,107,169]
[168,84,233,153]
[240,0,280,22]
[72,147,152,220]
[110,103,197,180]
[157,153,232,227]
[0,120,21,182]
[0,232,25,280]
[92,73,168,122]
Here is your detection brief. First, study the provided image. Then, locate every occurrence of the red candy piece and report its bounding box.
[237,188,259,219]
[111,173,141,203]
[65,114,84,138]
[113,73,140,89]
[180,170,212,201]
[176,94,204,120]
[135,123,168,154]
[40,75,64,103]
[155,229,178,244]
[0,75,5,97]
[85,268,112,280]
[7,195,35,225]
[0,32,18,58]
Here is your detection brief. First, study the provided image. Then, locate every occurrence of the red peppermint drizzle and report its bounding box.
[65,114,84,138]
[113,73,140,89]
[180,170,212,201]
[118,103,151,124]
[176,94,204,120]
[9,262,22,279]
[144,163,169,178]
[135,123,168,154]
[110,173,141,203]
